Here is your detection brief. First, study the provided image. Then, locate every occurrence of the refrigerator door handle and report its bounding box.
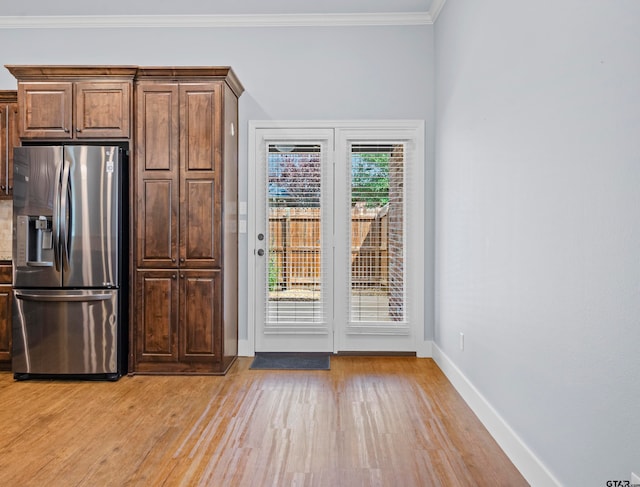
[52,160,63,272]
[60,159,72,272]
[14,290,112,302]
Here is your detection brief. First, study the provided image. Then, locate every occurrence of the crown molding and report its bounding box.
[0,90,17,103]
[429,0,448,22]
[0,12,435,29]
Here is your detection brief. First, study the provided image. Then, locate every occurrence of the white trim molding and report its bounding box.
[417,340,433,358]
[238,339,253,357]
[431,344,561,487]
[429,0,448,22]
[0,12,434,29]
[248,120,426,356]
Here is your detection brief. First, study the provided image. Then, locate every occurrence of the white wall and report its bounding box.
[0,23,434,343]
[435,0,640,485]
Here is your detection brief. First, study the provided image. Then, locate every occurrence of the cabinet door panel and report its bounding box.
[7,103,19,195]
[136,272,178,362]
[136,83,179,269]
[1,100,20,197]
[180,271,221,361]
[0,284,12,365]
[0,104,7,196]
[181,179,220,266]
[18,82,73,139]
[137,179,178,267]
[180,83,221,172]
[75,81,131,138]
[136,83,179,171]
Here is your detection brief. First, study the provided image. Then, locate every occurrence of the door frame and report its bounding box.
[247,120,425,355]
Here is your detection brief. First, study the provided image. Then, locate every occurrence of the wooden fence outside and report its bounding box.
[268,207,389,290]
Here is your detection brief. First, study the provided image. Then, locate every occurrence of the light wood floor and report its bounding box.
[0,357,528,486]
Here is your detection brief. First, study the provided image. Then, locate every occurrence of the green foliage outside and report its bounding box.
[268,256,279,291]
[268,150,392,208]
[351,152,390,207]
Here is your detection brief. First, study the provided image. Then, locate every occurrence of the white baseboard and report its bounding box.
[238,339,253,357]
[417,340,433,358]
[431,344,561,487]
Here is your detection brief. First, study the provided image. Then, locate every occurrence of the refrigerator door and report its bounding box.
[63,146,120,288]
[12,146,63,288]
[12,289,120,377]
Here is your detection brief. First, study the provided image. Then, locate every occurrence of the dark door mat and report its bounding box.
[250,352,330,370]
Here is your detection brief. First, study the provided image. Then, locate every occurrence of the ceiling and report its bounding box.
[1,0,440,17]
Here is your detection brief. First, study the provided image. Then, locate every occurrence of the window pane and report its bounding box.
[266,144,324,323]
[350,144,405,322]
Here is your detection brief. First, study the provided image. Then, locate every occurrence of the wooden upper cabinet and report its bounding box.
[18,82,73,139]
[6,66,137,140]
[18,81,130,139]
[75,81,131,138]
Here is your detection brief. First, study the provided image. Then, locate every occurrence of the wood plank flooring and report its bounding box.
[0,357,528,486]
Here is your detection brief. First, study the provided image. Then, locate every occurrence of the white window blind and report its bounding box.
[265,144,326,324]
[349,143,406,323]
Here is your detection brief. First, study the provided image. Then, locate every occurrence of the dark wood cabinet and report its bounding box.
[136,81,223,269]
[6,66,136,140]
[135,82,179,268]
[0,91,19,199]
[74,81,131,138]
[135,270,222,371]
[180,271,221,362]
[17,82,71,139]
[133,68,243,374]
[135,270,179,364]
[0,263,12,370]
[179,83,222,268]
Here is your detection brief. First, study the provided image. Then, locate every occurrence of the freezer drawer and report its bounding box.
[12,289,120,379]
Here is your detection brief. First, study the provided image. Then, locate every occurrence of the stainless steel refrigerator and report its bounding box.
[12,145,126,380]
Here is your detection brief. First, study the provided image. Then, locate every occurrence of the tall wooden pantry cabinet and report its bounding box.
[133,67,243,374]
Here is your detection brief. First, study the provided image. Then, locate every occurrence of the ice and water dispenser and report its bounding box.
[15,215,54,267]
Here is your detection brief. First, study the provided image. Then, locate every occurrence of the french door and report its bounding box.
[250,122,424,353]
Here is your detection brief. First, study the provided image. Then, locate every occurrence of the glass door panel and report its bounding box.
[350,144,405,324]
[254,129,334,353]
[267,144,324,325]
